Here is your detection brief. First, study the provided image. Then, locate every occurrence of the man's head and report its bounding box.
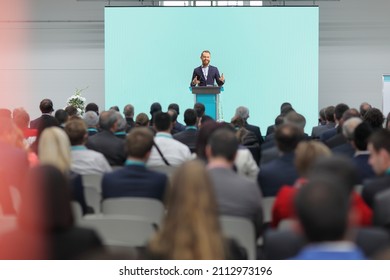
[364,108,384,130]
[135,113,149,127]
[99,110,118,132]
[150,102,162,117]
[39,99,54,114]
[334,103,350,123]
[200,50,211,67]
[123,104,134,118]
[65,105,78,117]
[275,123,303,154]
[55,109,69,126]
[342,117,362,141]
[168,103,180,116]
[184,109,197,126]
[283,111,306,132]
[64,119,88,146]
[83,111,99,128]
[109,105,120,112]
[154,112,172,132]
[235,106,249,121]
[194,102,205,118]
[167,109,178,124]
[325,106,335,123]
[115,112,127,132]
[295,177,350,243]
[206,128,238,163]
[319,107,326,125]
[367,129,390,175]
[353,122,373,151]
[125,127,154,161]
[359,102,371,117]
[85,103,99,115]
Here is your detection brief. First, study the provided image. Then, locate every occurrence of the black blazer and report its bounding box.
[191,65,224,87]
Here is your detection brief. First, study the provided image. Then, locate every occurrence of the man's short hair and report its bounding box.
[275,123,303,153]
[167,109,178,123]
[184,109,197,126]
[334,103,350,121]
[342,117,362,141]
[39,99,54,113]
[325,106,335,122]
[109,105,120,112]
[150,102,162,115]
[123,104,134,118]
[353,122,373,151]
[194,103,205,118]
[368,129,390,154]
[154,112,171,131]
[55,109,69,125]
[295,177,350,242]
[201,50,211,56]
[235,106,249,121]
[115,112,127,132]
[208,128,238,162]
[99,110,118,131]
[283,111,306,130]
[125,127,154,158]
[65,105,78,117]
[280,102,292,113]
[83,111,99,127]
[64,119,87,146]
[168,103,180,115]
[359,102,371,117]
[364,108,384,129]
[135,113,149,127]
[85,103,99,115]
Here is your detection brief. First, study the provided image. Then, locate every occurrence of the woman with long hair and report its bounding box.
[148,160,240,259]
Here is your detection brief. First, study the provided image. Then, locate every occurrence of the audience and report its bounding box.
[363,108,384,130]
[123,104,135,132]
[102,127,167,201]
[311,105,335,139]
[64,118,111,175]
[30,98,56,129]
[235,106,264,145]
[83,111,99,136]
[173,108,198,153]
[147,160,244,259]
[168,103,185,133]
[147,112,191,167]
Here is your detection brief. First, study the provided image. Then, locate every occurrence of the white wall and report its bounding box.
[1,0,390,120]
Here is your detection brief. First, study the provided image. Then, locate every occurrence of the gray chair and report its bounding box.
[71,201,83,222]
[220,216,256,260]
[262,197,276,224]
[102,197,164,226]
[84,186,102,214]
[78,215,156,247]
[82,174,103,192]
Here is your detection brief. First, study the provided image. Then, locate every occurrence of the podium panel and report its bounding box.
[191,86,221,120]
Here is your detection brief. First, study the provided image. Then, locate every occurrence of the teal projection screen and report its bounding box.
[105,7,319,133]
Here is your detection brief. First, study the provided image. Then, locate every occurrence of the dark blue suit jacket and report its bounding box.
[102,165,167,201]
[257,152,298,197]
[191,65,224,87]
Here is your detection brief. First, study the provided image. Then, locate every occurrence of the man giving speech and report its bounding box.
[191,50,225,87]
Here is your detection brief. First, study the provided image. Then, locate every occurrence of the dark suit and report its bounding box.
[257,152,298,197]
[245,122,264,145]
[352,154,375,184]
[86,130,126,166]
[30,114,57,129]
[362,175,390,208]
[102,165,167,201]
[320,127,337,142]
[173,128,198,153]
[191,65,224,87]
[311,122,336,139]
[331,142,355,158]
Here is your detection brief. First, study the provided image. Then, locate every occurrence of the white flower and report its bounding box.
[66,87,88,116]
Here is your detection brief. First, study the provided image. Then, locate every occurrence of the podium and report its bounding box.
[191,86,221,120]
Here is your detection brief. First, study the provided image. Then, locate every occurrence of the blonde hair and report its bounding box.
[38,127,71,174]
[148,160,226,259]
[295,141,332,177]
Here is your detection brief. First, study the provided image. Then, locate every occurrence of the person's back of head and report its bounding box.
[280,102,292,113]
[275,123,303,154]
[39,99,54,114]
[168,103,180,115]
[283,111,306,131]
[235,106,249,121]
[319,107,326,124]
[363,108,384,130]
[359,102,371,117]
[150,102,162,116]
[207,128,238,162]
[135,113,149,127]
[65,105,78,118]
[342,117,362,141]
[99,110,118,131]
[12,108,30,130]
[123,104,134,118]
[64,119,88,146]
[307,156,358,193]
[38,127,71,174]
[55,109,69,126]
[183,109,197,126]
[353,122,373,151]
[85,102,99,115]
[325,106,335,123]
[194,102,205,118]
[148,160,225,259]
[109,105,119,112]
[294,176,350,243]
[83,111,99,128]
[334,103,350,122]
[115,112,127,132]
[154,112,172,132]
[125,127,154,159]
[294,141,331,177]
[167,109,178,123]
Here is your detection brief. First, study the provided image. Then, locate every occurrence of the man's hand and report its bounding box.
[219,73,225,83]
[192,76,200,86]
